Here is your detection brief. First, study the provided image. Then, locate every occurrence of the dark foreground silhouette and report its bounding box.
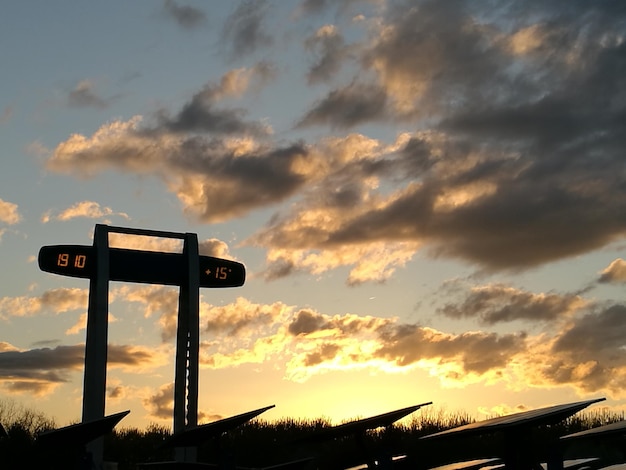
[1,404,625,470]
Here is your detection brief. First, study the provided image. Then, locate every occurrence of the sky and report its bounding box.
[1,0,626,431]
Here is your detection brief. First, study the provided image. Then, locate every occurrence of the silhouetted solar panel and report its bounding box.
[427,458,503,470]
[561,420,626,441]
[300,403,432,443]
[592,465,626,470]
[37,410,130,449]
[163,405,275,448]
[138,463,219,469]
[540,459,600,470]
[419,399,607,470]
[421,398,605,440]
[140,458,315,470]
[240,457,315,469]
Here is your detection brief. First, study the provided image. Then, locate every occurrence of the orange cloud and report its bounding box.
[599,259,626,284]
[0,198,21,225]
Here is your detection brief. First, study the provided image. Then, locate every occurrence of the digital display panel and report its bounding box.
[38,245,245,288]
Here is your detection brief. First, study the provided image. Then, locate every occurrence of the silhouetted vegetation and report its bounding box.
[2,400,626,469]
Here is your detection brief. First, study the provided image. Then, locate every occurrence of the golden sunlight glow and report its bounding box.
[223,136,261,157]
[434,182,498,212]
[508,24,547,55]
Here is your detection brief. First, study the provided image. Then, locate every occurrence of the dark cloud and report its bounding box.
[204,300,283,337]
[49,0,626,276]
[49,70,312,222]
[30,340,62,348]
[298,0,329,14]
[222,0,273,58]
[363,0,507,119]
[172,141,310,222]
[288,309,329,336]
[143,382,174,420]
[288,308,393,337]
[296,0,378,17]
[108,385,124,399]
[67,80,109,109]
[303,343,341,366]
[553,305,626,357]
[0,344,163,392]
[155,87,269,136]
[142,381,211,422]
[438,285,585,325]
[375,323,527,374]
[297,82,388,128]
[162,0,207,29]
[152,64,276,136]
[263,258,296,281]
[541,304,626,393]
[304,25,351,84]
[108,344,159,366]
[0,345,84,377]
[279,0,626,270]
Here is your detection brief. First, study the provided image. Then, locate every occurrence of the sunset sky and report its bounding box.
[1,0,625,431]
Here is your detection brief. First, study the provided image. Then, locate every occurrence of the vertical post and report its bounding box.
[82,224,110,468]
[185,233,200,429]
[174,233,200,462]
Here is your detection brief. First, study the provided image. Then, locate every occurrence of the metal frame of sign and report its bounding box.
[38,224,246,467]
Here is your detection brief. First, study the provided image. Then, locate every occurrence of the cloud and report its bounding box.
[0,343,170,396]
[298,81,389,128]
[598,259,626,284]
[108,233,234,258]
[519,304,626,397]
[142,382,174,420]
[438,284,587,325]
[45,1,626,279]
[375,324,527,375]
[281,309,529,384]
[262,241,418,285]
[67,80,109,109]
[208,62,277,101]
[197,297,529,386]
[41,200,130,223]
[0,288,88,321]
[162,0,207,29]
[203,297,290,337]
[222,0,273,58]
[198,238,232,258]
[189,290,626,399]
[122,285,180,341]
[0,198,21,225]
[109,234,184,253]
[304,25,352,84]
[297,0,329,15]
[66,312,119,336]
[6,284,626,400]
[141,381,215,423]
[157,88,271,136]
[0,106,13,124]
[199,299,293,369]
[48,115,309,222]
